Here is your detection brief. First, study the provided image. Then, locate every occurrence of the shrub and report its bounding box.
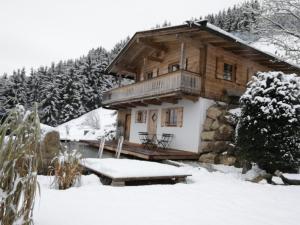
[51,149,82,190]
[235,71,300,173]
[0,104,41,225]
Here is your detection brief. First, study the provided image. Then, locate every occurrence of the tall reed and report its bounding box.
[0,104,41,225]
[50,149,82,190]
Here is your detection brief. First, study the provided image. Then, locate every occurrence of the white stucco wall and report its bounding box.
[129,98,214,153]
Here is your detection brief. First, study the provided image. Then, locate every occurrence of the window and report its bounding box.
[223,63,233,81]
[135,110,147,123]
[168,62,180,73]
[145,71,153,80]
[166,108,177,126]
[216,57,236,81]
[161,107,183,127]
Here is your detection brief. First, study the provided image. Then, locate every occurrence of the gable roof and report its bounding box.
[107,20,300,75]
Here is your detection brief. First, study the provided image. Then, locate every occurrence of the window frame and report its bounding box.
[161,107,183,127]
[168,62,180,73]
[223,63,234,81]
[215,56,236,82]
[135,110,147,123]
[165,108,177,127]
[145,70,153,80]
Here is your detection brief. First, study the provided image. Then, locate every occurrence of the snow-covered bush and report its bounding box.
[0,105,41,225]
[84,110,101,130]
[235,71,300,173]
[51,149,82,190]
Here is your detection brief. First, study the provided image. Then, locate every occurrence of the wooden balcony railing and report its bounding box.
[103,70,201,105]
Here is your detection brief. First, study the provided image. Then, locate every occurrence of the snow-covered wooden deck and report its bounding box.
[83,140,200,160]
[80,158,191,186]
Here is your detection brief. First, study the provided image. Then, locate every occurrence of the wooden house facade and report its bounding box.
[103,20,300,153]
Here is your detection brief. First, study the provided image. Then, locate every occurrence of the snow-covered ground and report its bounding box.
[34,163,300,225]
[55,108,116,141]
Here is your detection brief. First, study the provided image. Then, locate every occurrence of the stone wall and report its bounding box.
[38,130,62,174]
[199,104,237,166]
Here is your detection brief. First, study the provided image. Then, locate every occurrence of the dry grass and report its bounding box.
[50,149,82,190]
[0,104,41,225]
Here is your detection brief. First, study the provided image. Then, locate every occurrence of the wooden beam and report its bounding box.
[238,53,263,57]
[131,101,147,107]
[199,44,207,96]
[137,38,168,52]
[176,34,204,48]
[159,97,180,104]
[116,64,137,74]
[142,99,162,105]
[212,42,235,48]
[182,95,199,102]
[147,56,164,63]
[223,46,247,51]
[127,45,146,63]
[119,103,136,108]
[200,37,225,43]
[111,104,127,109]
[180,41,186,70]
[117,73,122,87]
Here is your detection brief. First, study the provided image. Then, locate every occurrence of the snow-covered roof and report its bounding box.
[190,20,300,71]
[107,20,300,75]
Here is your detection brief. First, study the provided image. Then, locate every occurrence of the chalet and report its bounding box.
[102,20,300,154]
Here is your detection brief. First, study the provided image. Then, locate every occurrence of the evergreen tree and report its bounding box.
[4,69,28,109]
[235,72,300,173]
[27,68,41,106]
[0,74,9,119]
[59,68,85,123]
[109,37,130,62]
[204,0,261,33]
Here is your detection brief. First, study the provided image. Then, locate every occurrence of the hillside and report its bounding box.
[55,108,116,141]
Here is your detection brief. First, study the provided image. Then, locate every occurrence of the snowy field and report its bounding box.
[55,108,116,141]
[34,163,300,225]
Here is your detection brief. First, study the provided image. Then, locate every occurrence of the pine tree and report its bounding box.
[204,0,261,33]
[1,41,116,125]
[109,37,130,62]
[59,68,84,123]
[235,72,300,173]
[27,68,41,106]
[4,69,28,110]
[0,74,9,119]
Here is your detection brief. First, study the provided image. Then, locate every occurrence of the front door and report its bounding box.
[147,110,158,137]
[124,114,131,141]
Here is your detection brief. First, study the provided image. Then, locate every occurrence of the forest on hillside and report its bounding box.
[0,0,298,126]
[0,38,129,126]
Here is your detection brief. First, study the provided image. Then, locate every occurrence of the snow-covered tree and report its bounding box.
[151,20,172,30]
[58,68,85,123]
[109,37,130,62]
[2,69,28,110]
[0,74,9,119]
[204,0,260,33]
[0,41,120,125]
[235,71,300,173]
[254,0,300,64]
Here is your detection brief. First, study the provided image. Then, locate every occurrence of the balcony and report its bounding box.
[103,70,201,106]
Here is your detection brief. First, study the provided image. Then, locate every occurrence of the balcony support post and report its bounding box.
[180,41,186,70]
[118,73,122,87]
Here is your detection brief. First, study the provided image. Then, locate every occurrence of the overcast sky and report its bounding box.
[0,0,245,75]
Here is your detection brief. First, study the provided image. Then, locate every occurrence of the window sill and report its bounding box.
[164,124,178,127]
